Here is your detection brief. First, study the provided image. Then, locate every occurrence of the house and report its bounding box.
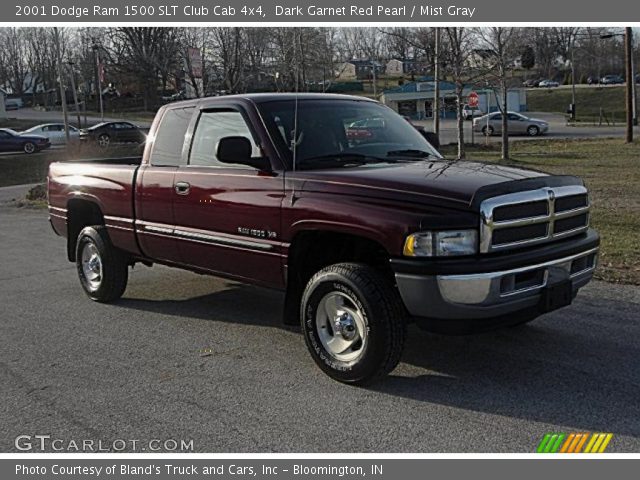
[386,59,404,76]
[385,58,429,77]
[335,62,357,80]
[466,49,497,70]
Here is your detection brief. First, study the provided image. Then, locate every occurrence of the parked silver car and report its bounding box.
[21,123,80,145]
[473,111,549,136]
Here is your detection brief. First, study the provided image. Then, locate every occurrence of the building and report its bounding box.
[336,60,384,81]
[381,80,527,120]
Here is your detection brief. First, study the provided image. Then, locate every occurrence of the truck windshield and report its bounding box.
[257,99,441,170]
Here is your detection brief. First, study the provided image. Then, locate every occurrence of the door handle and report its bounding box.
[175,181,191,195]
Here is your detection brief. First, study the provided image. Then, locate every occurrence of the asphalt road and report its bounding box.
[1,200,639,453]
[420,112,637,145]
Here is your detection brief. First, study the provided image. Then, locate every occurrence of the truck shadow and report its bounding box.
[116,281,640,439]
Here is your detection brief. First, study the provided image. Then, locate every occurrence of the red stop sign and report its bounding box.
[468,91,479,108]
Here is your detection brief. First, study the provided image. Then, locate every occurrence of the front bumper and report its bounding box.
[392,230,599,321]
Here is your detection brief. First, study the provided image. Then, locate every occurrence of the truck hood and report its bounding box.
[290,160,580,209]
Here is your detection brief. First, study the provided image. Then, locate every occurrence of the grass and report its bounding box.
[441,138,640,284]
[527,86,626,123]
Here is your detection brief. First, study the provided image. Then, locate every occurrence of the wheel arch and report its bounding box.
[282,228,393,325]
[66,198,105,262]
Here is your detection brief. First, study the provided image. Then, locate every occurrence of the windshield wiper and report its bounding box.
[386,149,438,159]
[296,153,393,170]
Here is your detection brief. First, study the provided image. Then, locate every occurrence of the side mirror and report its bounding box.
[216,136,270,171]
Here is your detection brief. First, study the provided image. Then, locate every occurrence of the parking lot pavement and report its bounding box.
[1,204,639,452]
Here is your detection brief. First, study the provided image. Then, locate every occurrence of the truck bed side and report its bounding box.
[48,158,143,261]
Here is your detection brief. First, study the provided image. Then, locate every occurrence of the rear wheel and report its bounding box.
[23,142,36,154]
[76,226,128,302]
[300,263,406,385]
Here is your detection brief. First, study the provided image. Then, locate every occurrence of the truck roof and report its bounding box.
[163,93,378,109]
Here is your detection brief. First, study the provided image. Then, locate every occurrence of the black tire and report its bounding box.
[97,134,110,148]
[300,263,406,385]
[482,125,494,136]
[75,226,128,302]
[527,125,540,137]
[23,142,36,154]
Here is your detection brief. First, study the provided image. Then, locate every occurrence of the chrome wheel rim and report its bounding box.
[24,143,34,153]
[316,292,367,363]
[81,242,102,291]
[98,135,110,147]
[528,126,538,136]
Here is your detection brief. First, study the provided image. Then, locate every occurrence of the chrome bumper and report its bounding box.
[395,247,598,320]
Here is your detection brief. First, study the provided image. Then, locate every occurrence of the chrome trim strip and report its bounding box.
[173,229,273,251]
[480,185,590,253]
[137,221,273,251]
[104,215,134,225]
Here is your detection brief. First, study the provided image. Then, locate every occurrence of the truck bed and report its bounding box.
[48,157,142,258]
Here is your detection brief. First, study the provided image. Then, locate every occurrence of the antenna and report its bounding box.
[292,29,300,173]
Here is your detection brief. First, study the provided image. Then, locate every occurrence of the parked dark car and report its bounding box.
[587,76,600,85]
[600,74,624,85]
[48,93,599,384]
[79,121,146,148]
[0,128,50,154]
[402,116,440,148]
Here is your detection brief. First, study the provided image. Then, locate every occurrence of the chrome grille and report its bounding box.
[480,185,590,253]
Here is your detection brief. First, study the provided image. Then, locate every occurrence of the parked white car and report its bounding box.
[21,124,80,145]
[462,104,482,120]
[538,79,560,88]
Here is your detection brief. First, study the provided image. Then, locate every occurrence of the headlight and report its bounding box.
[403,230,478,257]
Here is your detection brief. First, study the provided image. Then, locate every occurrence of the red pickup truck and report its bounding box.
[48,94,599,384]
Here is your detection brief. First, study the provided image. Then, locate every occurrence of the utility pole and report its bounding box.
[570,36,577,121]
[371,60,377,98]
[624,27,633,142]
[93,41,104,122]
[433,27,441,137]
[53,27,70,144]
[67,60,82,128]
[602,29,636,134]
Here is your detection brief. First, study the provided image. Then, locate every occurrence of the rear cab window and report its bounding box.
[150,107,194,166]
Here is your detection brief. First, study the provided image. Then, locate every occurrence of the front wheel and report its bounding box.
[527,125,540,136]
[300,263,406,385]
[482,125,494,136]
[76,226,128,302]
[23,142,36,154]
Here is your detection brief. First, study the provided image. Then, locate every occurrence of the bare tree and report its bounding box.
[442,27,476,159]
[476,27,523,161]
[108,27,181,110]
